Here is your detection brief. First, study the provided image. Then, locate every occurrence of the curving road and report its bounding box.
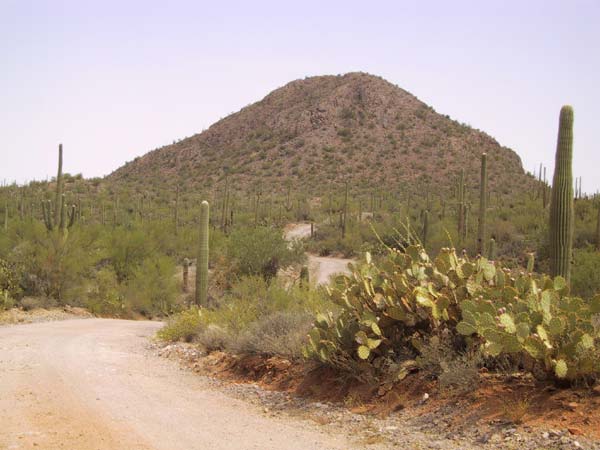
[284,223,354,285]
[0,319,355,450]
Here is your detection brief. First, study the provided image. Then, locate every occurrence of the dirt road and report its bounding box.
[0,319,356,450]
[284,223,354,285]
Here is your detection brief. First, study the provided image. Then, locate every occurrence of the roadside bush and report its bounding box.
[86,267,124,316]
[0,257,21,309]
[233,311,314,359]
[416,334,482,392]
[10,226,99,303]
[226,227,305,281]
[571,247,600,299]
[158,276,332,358]
[125,255,179,316]
[104,228,156,282]
[158,307,202,342]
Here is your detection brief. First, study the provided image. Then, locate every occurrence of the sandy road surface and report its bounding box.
[284,223,354,285]
[0,319,356,450]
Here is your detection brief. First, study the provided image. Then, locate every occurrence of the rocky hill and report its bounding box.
[108,72,532,197]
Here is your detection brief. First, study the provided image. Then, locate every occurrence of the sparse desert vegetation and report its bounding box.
[2,80,600,450]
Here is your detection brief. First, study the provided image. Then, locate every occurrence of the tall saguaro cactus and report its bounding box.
[477,153,487,255]
[341,181,348,238]
[195,200,210,306]
[457,169,465,243]
[42,144,76,233]
[421,209,429,248]
[549,106,574,282]
[54,144,63,226]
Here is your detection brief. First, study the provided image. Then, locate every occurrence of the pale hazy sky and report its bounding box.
[1,1,598,191]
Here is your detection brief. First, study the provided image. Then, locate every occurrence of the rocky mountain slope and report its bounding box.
[109,72,532,196]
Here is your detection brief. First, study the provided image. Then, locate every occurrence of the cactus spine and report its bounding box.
[549,106,574,282]
[195,200,210,306]
[477,153,487,255]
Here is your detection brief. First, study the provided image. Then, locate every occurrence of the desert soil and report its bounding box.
[0,319,362,450]
[284,223,353,285]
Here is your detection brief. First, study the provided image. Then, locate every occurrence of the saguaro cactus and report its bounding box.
[42,144,76,233]
[549,106,574,282]
[341,181,348,238]
[488,238,496,260]
[457,169,465,243]
[53,143,63,226]
[421,209,429,248]
[182,257,190,293]
[174,185,180,235]
[477,153,487,255]
[195,200,210,306]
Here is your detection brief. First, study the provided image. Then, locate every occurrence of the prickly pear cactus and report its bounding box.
[306,243,600,384]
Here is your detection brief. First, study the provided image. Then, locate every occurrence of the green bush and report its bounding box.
[104,228,156,282]
[6,225,99,303]
[571,247,600,299]
[0,257,20,309]
[226,227,305,280]
[125,255,179,316]
[157,307,202,342]
[158,276,332,358]
[86,267,124,316]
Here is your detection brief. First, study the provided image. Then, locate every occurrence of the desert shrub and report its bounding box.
[159,277,331,358]
[7,225,99,303]
[85,267,124,316]
[196,324,232,351]
[0,257,21,309]
[416,335,482,391]
[20,296,50,311]
[104,228,156,282]
[157,307,202,342]
[571,247,600,299]
[125,255,179,316]
[233,311,314,359]
[226,227,305,280]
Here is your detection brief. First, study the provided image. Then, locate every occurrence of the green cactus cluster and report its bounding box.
[457,272,600,381]
[305,243,600,384]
